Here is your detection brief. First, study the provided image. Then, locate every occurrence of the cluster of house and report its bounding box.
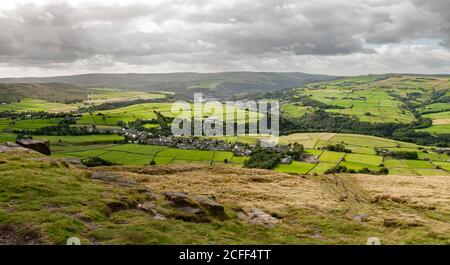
[123,129,254,156]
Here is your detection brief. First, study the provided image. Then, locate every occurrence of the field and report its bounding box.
[283,75,449,127]
[76,102,260,127]
[274,161,316,174]
[417,111,450,134]
[0,98,79,112]
[281,104,313,118]
[85,89,166,104]
[52,143,244,166]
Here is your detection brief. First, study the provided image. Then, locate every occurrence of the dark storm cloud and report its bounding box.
[0,0,448,74]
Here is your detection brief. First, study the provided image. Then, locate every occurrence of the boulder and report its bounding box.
[16,139,51,155]
[163,192,196,208]
[245,208,281,226]
[163,192,226,220]
[64,157,83,165]
[192,195,225,216]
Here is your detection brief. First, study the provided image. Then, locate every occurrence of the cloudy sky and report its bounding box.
[0,0,449,77]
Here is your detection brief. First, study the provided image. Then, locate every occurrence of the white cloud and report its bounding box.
[0,0,448,76]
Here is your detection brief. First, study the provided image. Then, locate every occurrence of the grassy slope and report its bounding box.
[1,150,449,245]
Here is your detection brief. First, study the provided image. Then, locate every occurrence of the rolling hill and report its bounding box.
[0,72,335,97]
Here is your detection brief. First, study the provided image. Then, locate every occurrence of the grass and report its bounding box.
[433,162,450,171]
[344,154,383,166]
[157,149,215,161]
[0,98,78,113]
[86,90,166,104]
[274,161,316,174]
[281,104,313,118]
[384,158,434,169]
[417,124,450,134]
[339,161,380,171]
[10,118,61,130]
[319,151,345,163]
[309,162,336,174]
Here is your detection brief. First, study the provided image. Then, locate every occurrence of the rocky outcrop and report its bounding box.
[0,142,33,153]
[16,139,51,155]
[163,192,226,221]
[191,195,225,216]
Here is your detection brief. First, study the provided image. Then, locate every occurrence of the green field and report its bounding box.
[344,154,383,166]
[284,75,449,129]
[318,151,345,163]
[86,89,166,104]
[76,102,260,126]
[275,161,316,174]
[0,98,79,112]
[339,161,380,171]
[281,104,313,118]
[52,143,244,166]
[10,118,62,130]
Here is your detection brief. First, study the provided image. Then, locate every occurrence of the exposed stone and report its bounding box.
[5,142,21,148]
[192,195,225,216]
[91,171,136,186]
[383,218,399,227]
[137,201,166,220]
[16,139,51,155]
[137,188,158,201]
[163,192,226,221]
[0,143,30,153]
[351,214,369,222]
[246,208,281,226]
[64,157,83,165]
[163,192,194,208]
[177,206,205,215]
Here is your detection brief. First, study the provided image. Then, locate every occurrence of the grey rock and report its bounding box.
[64,157,83,165]
[351,214,369,222]
[137,201,166,220]
[246,208,280,226]
[192,195,225,216]
[16,139,51,155]
[163,192,194,208]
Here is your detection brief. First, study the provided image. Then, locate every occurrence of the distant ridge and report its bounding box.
[0,72,335,97]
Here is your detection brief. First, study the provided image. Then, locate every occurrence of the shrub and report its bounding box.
[82,157,114,167]
[244,148,281,169]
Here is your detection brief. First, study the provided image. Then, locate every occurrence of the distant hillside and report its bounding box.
[0,83,88,103]
[0,72,335,97]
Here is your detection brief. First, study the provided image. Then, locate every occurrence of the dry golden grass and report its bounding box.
[102,163,450,244]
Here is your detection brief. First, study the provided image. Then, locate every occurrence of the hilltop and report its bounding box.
[0,83,89,104]
[0,147,449,244]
